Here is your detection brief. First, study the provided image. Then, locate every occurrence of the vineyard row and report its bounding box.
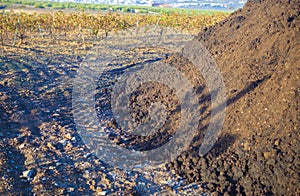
[0,11,229,46]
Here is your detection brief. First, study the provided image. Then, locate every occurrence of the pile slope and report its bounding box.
[167,0,299,194]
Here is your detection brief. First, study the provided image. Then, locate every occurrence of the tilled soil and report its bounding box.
[0,0,299,195]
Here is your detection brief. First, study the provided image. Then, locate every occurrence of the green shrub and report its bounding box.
[34,3,44,8]
[0,4,7,9]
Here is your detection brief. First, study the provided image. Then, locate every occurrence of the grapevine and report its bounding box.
[0,10,229,46]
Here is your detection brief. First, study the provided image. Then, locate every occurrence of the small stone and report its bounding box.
[211,191,220,196]
[243,141,250,151]
[49,165,56,170]
[47,143,55,150]
[218,174,226,182]
[19,143,25,149]
[65,143,73,151]
[58,139,67,145]
[99,191,107,196]
[22,170,33,179]
[83,171,90,179]
[263,152,272,159]
[95,187,103,194]
[64,133,72,140]
[64,91,70,97]
[90,185,95,191]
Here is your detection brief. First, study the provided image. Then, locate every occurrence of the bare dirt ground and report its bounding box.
[0,0,299,195]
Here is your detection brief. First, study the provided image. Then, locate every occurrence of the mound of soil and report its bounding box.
[165,0,299,194]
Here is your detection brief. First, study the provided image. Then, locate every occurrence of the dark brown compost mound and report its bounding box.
[165,0,300,195]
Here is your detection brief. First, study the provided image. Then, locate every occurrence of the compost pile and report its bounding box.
[166,0,300,194]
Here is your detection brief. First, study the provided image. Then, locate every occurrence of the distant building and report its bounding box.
[46,0,246,11]
[148,0,153,6]
[151,3,172,8]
